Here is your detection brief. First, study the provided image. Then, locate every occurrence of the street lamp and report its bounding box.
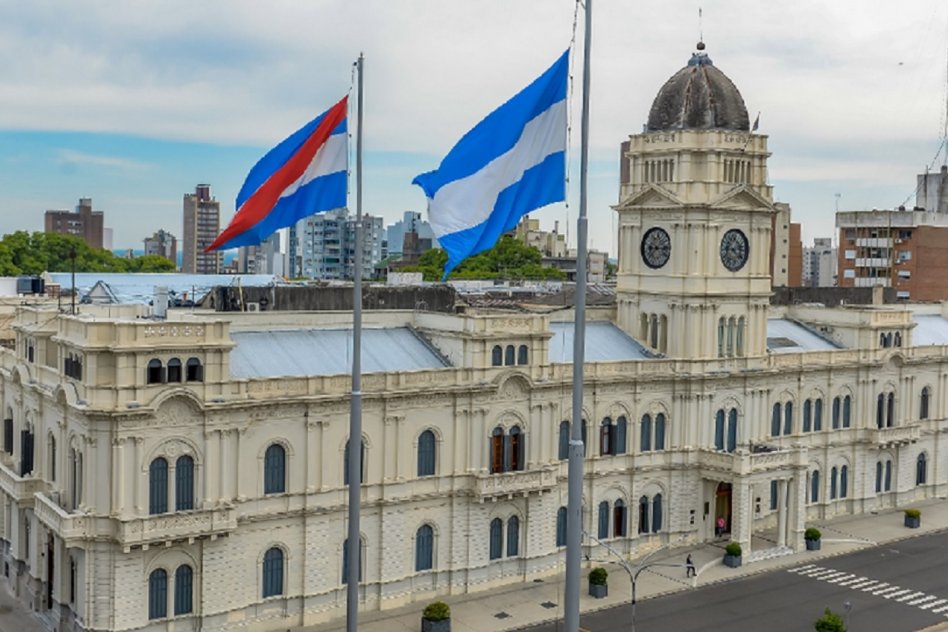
[585,533,686,632]
[843,601,852,631]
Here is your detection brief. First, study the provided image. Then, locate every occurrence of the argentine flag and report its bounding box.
[412,51,568,278]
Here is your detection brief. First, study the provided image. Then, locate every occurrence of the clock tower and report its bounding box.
[615,43,774,360]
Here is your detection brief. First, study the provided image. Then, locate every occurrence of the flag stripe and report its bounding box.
[208,97,348,252]
[427,99,567,237]
[413,51,569,199]
[280,132,348,199]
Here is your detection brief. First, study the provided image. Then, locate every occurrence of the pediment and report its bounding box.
[615,184,684,211]
[709,185,773,212]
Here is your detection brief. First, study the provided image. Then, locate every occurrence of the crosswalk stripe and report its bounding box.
[837,576,868,587]
[921,600,948,611]
[885,589,912,600]
[908,595,939,606]
[790,564,817,573]
[875,586,903,597]
[866,582,889,592]
[805,568,836,577]
[827,574,858,584]
[897,591,927,603]
[929,603,948,614]
[846,579,876,589]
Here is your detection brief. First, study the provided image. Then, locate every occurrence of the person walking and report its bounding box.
[686,553,696,578]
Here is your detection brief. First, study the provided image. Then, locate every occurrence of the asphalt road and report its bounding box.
[521,531,948,632]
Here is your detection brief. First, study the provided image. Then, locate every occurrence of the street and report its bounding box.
[520,530,948,632]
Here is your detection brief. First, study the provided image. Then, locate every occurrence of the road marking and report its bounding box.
[826,574,858,584]
[920,599,947,610]
[846,579,876,589]
[908,595,940,607]
[930,603,948,614]
[885,589,912,600]
[866,582,889,592]
[896,591,927,603]
[789,565,948,617]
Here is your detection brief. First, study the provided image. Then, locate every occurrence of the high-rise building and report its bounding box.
[297,209,385,279]
[769,202,802,287]
[44,198,105,249]
[143,229,178,266]
[916,164,948,214]
[385,211,437,256]
[182,185,221,274]
[803,237,837,287]
[515,216,567,257]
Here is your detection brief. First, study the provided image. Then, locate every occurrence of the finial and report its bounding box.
[697,41,706,51]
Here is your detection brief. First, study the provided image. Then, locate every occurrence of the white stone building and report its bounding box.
[2,43,948,632]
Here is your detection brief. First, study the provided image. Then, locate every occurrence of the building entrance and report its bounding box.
[715,482,732,536]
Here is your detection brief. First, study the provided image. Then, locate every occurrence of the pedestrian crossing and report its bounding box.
[788,564,948,616]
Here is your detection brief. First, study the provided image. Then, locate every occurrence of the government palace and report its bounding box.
[2,44,948,631]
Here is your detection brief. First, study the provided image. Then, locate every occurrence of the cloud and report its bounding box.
[56,149,152,173]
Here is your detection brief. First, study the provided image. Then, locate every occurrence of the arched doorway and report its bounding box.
[715,482,732,537]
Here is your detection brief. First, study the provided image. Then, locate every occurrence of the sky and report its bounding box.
[1,0,947,255]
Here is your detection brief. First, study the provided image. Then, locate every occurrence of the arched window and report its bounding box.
[556,507,567,547]
[880,332,887,347]
[921,387,931,420]
[614,499,627,537]
[506,516,520,557]
[416,525,434,572]
[174,565,193,615]
[148,568,167,620]
[770,480,778,510]
[344,438,365,485]
[784,401,793,435]
[185,358,203,382]
[489,518,503,560]
[843,396,851,428]
[417,430,436,477]
[517,345,528,365]
[654,414,665,451]
[616,416,628,454]
[490,427,504,474]
[771,403,782,437]
[840,465,848,498]
[638,496,650,534]
[264,444,286,494]
[175,455,194,511]
[652,494,663,533]
[895,332,902,347]
[49,435,56,482]
[830,467,838,500]
[917,453,928,486]
[509,426,524,472]
[814,399,823,431]
[149,458,168,515]
[810,470,820,504]
[884,460,893,492]
[726,409,738,452]
[875,461,883,493]
[558,421,569,460]
[736,317,745,356]
[714,410,725,451]
[832,397,841,430]
[717,318,725,357]
[876,394,885,429]
[166,358,182,383]
[597,501,609,539]
[803,400,812,433]
[147,359,164,384]
[726,317,735,356]
[886,393,895,427]
[504,345,515,366]
[262,547,284,597]
[491,345,503,366]
[640,414,652,452]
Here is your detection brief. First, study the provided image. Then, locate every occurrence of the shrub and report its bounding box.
[423,601,451,621]
[904,508,921,520]
[805,527,822,541]
[725,542,742,557]
[814,607,846,632]
[588,567,608,585]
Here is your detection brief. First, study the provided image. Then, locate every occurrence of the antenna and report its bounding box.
[698,7,704,44]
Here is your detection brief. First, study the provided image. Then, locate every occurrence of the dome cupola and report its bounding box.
[646,43,750,132]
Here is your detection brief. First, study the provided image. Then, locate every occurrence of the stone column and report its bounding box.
[732,482,753,555]
[305,419,319,493]
[133,437,143,514]
[787,473,806,550]
[203,430,218,506]
[111,438,125,516]
[777,479,788,548]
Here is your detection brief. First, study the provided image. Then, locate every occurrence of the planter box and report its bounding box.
[723,554,742,568]
[805,539,821,551]
[904,515,921,529]
[422,618,451,632]
[588,583,608,599]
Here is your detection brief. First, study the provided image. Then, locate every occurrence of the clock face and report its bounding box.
[720,229,749,272]
[641,227,671,269]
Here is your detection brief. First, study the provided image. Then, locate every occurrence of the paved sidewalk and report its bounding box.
[308,498,948,632]
[0,584,47,632]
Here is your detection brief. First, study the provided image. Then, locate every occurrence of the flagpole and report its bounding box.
[346,51,364,632]
[565,1,592,631]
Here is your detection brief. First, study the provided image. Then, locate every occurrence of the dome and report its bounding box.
[646,45,749,132]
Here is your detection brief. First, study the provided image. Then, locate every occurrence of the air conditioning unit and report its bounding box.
[246,302,260,312]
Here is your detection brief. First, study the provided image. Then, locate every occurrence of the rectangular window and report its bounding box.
[843,269,855,279]
[844,250,856,260]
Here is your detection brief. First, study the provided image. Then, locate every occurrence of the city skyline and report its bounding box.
[1,0,946,252]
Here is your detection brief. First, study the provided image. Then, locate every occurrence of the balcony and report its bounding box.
[33,493,96,545]
[474,467,556,500]
[116,507,237,548]
[868,424,920,447]
[698,448,795,476]
[0,463,48,503]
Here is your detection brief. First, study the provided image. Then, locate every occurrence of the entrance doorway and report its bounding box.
[714,482,732,537]
[45,533,54,609]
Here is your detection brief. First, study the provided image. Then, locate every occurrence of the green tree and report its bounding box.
[814,608,845,632]
[402,236,564,281]
[0,231,175,275]
[127,255,176,273]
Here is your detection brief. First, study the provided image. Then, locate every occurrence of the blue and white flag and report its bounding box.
[412,51,569,278]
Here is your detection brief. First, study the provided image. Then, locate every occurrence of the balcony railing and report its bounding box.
[0,463,48,503]
[117,507,237,547]
[698,448,794,475]
[33,493,95,545]
[474,467,556,499]
[868,424,920,446]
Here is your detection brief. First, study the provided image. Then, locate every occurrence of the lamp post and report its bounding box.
[843,601,852,631]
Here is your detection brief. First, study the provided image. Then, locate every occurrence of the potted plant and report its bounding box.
[588,567,608,598]
[723,542,742,568]
[421,600,451,632]
[813,607,846,632]
[805,527,822,551]
[904,508,921,529]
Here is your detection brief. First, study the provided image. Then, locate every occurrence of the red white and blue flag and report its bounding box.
[207,97,349,252]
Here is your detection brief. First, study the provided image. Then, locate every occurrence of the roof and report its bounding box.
[766,319,840,353]
[548,321,652,363]
[647,47,749,132]
[229,327,450,379]
[913,315,948,346]
[49,272,282,305]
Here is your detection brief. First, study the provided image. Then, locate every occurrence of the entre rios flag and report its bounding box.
[412,51,568,278]
[207,97,349,252]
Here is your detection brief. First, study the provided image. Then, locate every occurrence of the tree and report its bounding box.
[402,236,565,281]
[814,608,846,632]
[0,231,174,275]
